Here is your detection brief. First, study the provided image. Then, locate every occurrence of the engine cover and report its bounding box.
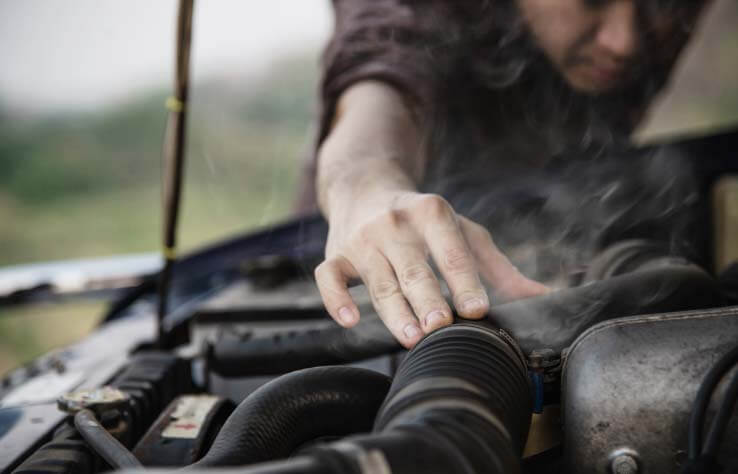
[562,305,738,473]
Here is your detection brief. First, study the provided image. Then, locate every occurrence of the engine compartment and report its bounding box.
[2,130,738,474]
[2,241,736,474]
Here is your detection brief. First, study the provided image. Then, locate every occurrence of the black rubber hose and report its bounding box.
[73,409,143,469]
[209,314,401,376]
[229,322,530,474]
[175,323,531,474]
[209,262,721,380]
[369,321,532,473]
[581,239,693,284]
[687,344,738,460]
[489,263,722,355]
[189,366,391,468]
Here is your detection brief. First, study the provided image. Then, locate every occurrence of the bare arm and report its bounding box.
[317,81,423,219]
[314,80,549,348]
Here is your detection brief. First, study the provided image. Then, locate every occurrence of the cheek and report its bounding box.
[518,0,595,65]
[537,23,578,63]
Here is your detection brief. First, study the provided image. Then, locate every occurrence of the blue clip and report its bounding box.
[530,370,544,414]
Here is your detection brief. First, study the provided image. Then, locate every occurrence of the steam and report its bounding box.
[406,3,703,288]
[424,147,701,289]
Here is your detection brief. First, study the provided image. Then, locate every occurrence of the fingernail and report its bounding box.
[462,297,486,314]
[338,307,356,325]
[424,310,447,328]
[403,323,421,340]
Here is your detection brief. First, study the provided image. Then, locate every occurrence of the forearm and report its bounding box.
[316,81,426,220]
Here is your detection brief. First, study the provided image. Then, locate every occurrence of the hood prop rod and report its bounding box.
[158,0,194,348]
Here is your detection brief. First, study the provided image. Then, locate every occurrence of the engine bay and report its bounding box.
[1,130,738,474]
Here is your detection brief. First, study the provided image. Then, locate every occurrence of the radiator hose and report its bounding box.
[184,321,531,474]
[190,366,391,468]
[208,250,722,380]
[208,314,399,376]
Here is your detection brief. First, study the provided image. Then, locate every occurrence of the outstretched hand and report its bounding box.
[315,191,549,348]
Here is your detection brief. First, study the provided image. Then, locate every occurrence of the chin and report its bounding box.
[565,74,619,96]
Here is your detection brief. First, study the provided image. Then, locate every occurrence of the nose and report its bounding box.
[595,0,639,63]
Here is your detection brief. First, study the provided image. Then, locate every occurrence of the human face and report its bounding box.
[515,0,707,94]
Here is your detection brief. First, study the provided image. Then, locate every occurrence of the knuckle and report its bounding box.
[400,263,434,288]
[382,208,407,228]
[418,194,453,220]
[444,247,473,272]
[371,279,401,301]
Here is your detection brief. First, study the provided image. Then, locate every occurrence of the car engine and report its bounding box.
[1,131,738,474]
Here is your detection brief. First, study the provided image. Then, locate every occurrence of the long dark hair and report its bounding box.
[416,1,702,283]
[422,0,693,156]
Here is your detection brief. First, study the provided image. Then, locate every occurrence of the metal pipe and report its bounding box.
[158,0,195,347]
[73,409,143,469]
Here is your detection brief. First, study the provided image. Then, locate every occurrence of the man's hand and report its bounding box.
[315,191,549,348]
[314,80,547,348]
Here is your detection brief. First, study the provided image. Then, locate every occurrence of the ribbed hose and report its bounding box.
[210,259,721,381]
[369,322,531,473]
[189,366,391,468]
[178,322,531,474]
[375,322,530,443]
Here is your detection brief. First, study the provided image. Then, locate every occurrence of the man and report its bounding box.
[305,0,713,348]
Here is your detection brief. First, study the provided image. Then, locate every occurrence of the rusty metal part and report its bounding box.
[73,408,143,469]
[57,386,130,416]
[562,305,738,473]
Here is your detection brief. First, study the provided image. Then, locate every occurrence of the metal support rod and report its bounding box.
[158,0,195,347]
[74,409,143,469]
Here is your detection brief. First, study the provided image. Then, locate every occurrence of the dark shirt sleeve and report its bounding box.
[295,0,463,213]
[318,0,456,140]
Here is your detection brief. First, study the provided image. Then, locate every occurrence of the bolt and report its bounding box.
[611,454,639,474]
[528,348,556,369]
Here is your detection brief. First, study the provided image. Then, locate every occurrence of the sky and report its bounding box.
[0,0,332,113]
[0,0,736,132]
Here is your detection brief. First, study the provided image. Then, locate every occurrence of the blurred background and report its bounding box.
[0,0,736,374]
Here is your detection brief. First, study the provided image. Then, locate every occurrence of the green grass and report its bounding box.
[0,54,312,372]
[0,301,105,375]
[0,171,300,375]
[0,181,296,266]
[0,121,303,266]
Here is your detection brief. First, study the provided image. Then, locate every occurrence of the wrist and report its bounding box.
[322,165,410,221]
